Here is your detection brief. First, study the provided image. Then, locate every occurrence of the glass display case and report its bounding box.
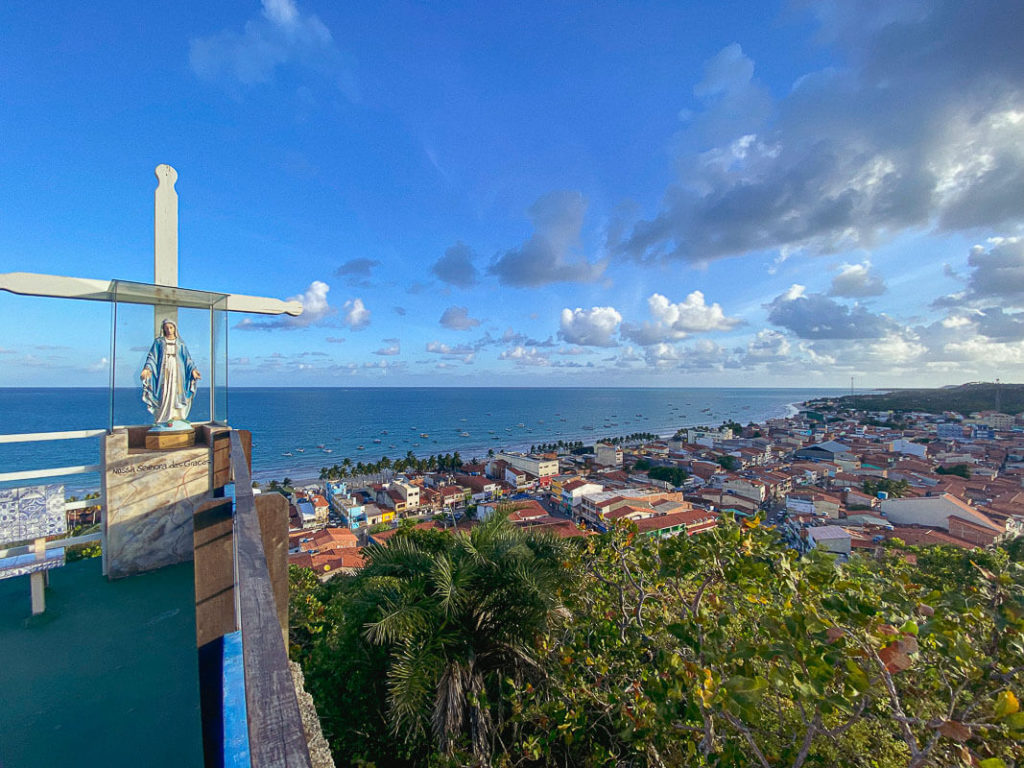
[108,280,229,431]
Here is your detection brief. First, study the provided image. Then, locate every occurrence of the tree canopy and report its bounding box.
[291,516,1024,767]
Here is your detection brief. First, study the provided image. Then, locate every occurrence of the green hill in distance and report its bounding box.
[812,382,1024,415]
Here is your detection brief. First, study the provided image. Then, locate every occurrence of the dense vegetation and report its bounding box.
[936,464,972,479]
[316,451,467,482]
[822,382,1024,416]
[647,465,690,487]
[862,478,911,499]
[290,514,1024,767]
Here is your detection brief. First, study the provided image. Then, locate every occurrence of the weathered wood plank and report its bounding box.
[194,498,236,648]
[230,430,312,768]
[255,493,290,647]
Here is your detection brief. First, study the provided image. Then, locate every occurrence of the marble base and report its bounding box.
[103,428,212,579]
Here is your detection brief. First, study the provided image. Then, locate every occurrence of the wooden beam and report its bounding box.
[230,431,312,768]
[194,499,237,648]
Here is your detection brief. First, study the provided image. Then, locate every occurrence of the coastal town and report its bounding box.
[282,397,1024,578]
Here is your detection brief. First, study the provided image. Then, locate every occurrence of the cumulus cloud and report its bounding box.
[189,0,352,92]
[614,1,1024,265]
[558,306,622,347]
[342,297,371,330]
[373,338,400,356]
[743,330,791,362]
[499,345,550,366]
[621,291,741,345]
[829,261,886,297]
[489,191,607,287]
[426,341,476,364]
[644,343,688,369]
[962,237,1024,305]
[767,284,897,339]
[439,306,481,331]
[236,280,336,330]
[432,242,479,288]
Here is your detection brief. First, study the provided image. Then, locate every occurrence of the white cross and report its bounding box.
[0,165,303,318]
[153,164,180,336]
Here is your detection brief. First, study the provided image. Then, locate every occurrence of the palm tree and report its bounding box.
[356,512,569,761]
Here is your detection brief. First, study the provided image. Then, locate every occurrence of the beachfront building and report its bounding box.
[295,499,321,529]
[364,504,394,527]
[453,474,499,502]
[578,489,686,530]
[494,451,558,479]
[595,442,623,467]
[388,480,421,512]
[560,478,604,515]
[685,427,734,447]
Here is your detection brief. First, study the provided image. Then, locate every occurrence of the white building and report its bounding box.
[890,439,927,459]
[595,442,623,467]
[808,525,852,556]
[388,480,420,510]
[686,427,733,448]
[496,452,558,478]
[880,494,1002,543]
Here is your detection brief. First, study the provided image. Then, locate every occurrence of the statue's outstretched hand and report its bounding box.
[192,370,202,380]
[141,369,152,382]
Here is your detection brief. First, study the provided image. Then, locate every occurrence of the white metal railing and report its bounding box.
[0,429,106,573]
[0,429,106,444]
[0,529,103,559]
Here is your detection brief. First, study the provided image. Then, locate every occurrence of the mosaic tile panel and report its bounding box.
[0,485,66,545]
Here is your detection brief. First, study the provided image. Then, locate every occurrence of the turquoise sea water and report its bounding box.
[0,387,847,490]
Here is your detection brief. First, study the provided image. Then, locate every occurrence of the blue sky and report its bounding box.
[2,0,1023,387]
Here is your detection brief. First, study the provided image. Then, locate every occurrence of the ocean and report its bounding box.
[0,387,848,491]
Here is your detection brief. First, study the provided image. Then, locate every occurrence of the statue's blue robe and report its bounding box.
[142,336,198,420]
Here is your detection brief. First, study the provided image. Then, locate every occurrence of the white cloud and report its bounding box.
[743,330,790,362]
[621,291,741,345]
[645,343,682,368]
[558,306,622,347]
[499,345,550,366]
[189,0,352,93]
[342,297,370,330]
[373,338,400,356]
[829,261,886,298]
[236,280,337,330]
[439,306,481,331]
[615,2,1024,265]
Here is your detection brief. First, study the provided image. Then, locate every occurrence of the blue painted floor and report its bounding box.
[0,557,203,767]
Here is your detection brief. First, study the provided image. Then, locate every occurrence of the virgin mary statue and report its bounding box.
[141,318,201,428]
